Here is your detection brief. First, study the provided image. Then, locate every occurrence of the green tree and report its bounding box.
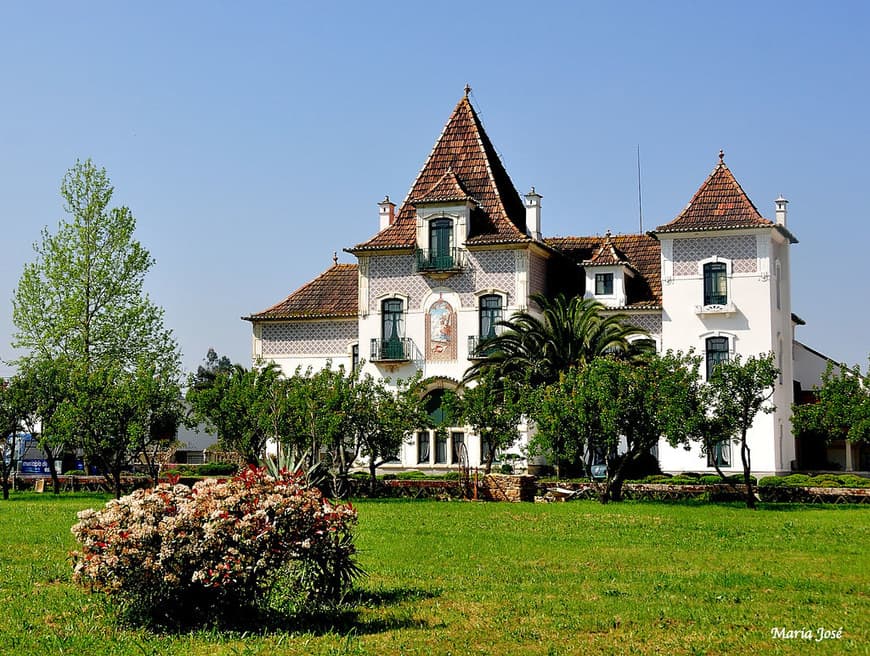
[792,360,870,446]
[11,160,181,485]
[527,366,595,480]
[447,369,524,474]
[529,353,705,502]
[192,348,234,390]
[0,377,26,500]
[464,293,651,386]
[187,363,283,466]
[13,159,178,372]
[703,353,778,509]
[354,373,429,490]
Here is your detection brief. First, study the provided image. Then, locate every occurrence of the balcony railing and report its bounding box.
[467,335,498,360]
[414,248,464,274]
[370,337,413,362]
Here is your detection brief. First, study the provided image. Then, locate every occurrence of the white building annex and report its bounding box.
[244,89,840,477]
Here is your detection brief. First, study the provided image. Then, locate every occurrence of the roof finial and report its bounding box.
[464,83,471,97]
[332,251,338,266]
[719,149,725,163]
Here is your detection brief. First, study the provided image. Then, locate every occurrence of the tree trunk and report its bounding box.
[740,434,755,509]
[43,446,61,495]
[369,461,378,494]
[2,476,9,500]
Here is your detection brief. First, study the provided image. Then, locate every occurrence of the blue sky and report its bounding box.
[1,1,868,378]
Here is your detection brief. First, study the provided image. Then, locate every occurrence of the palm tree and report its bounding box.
[465,293,652,386]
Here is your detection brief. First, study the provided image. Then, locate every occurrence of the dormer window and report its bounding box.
[703,262,727,306]
[595,273,614,296]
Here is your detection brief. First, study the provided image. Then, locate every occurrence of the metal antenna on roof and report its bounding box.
[636,145,644,233]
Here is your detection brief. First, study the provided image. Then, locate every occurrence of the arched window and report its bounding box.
[705,336,730,379]
[429,218,453,268]
[703,262,727,305]
[479,294,503,339]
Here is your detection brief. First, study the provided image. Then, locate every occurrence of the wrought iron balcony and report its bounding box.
[414,248,464,274]
[370,337,413,362]
[467,335,498,360]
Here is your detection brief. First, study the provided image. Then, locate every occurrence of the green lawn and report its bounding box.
[0,494,867,655]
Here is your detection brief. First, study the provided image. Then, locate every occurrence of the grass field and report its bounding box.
[0,494,866,655]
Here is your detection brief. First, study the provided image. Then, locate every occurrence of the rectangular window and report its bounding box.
[479,295,503,340]
[707,440,731,468]
[351,344,359,371]
[706,336,730,379]
[451,432,465,464]
[417,431,430,464]
[595,273,614,295]
[703,262,728,305]
[435,433,448,464]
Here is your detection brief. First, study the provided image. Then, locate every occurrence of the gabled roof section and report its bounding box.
[412,167,475,205]
[243,263,358,321]
[546,233,661,308]
[351,90,529,251]
[582,230,633,268]
[655,151,774,234]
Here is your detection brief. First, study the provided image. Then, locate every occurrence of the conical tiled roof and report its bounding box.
[655,152,773,233]
[351,91,528,251]
[243,263,358,320]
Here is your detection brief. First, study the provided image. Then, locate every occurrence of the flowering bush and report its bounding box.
[71,466,361,626]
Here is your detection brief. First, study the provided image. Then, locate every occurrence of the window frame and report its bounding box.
[479,294,503,340]
[705,335,730,379]
[595,272,614,296]
[707,439,732,468]
[703,261,728,306]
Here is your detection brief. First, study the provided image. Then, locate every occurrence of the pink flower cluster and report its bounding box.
[71,467,359,620]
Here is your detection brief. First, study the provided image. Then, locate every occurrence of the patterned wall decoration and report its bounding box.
[624,313,662,340]
[367,250,516,311]
[672,235,757,276]
[262,321,357,356]
[426,299,456,361]
[529,252,547,297]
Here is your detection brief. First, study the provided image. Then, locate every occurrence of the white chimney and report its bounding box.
[378,195,396,231]
[775,195,788,226]
[524,187,542,240]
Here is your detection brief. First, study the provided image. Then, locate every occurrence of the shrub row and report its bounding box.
[162,462,239,477]
[757,473,870,488]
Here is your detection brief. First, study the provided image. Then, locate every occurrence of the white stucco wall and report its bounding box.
[658,229,796,474]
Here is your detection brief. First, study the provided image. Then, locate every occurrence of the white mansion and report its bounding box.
[244,90,840,476]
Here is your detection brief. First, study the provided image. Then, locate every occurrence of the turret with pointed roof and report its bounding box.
[655,151,796,243]
[349,89,529,252]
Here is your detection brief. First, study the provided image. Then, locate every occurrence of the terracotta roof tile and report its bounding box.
[546,233,661,307]
[412,168,475,204]
[582,231,632,267]
[244,263,358,321]
[351,93,528,251]
[655,152,773,233]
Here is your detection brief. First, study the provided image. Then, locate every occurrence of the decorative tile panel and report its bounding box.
[367,251,516,311]
[672,236,757,276]
[624,313,662,340]
[426,300,457,361]
[262,321,357,356]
